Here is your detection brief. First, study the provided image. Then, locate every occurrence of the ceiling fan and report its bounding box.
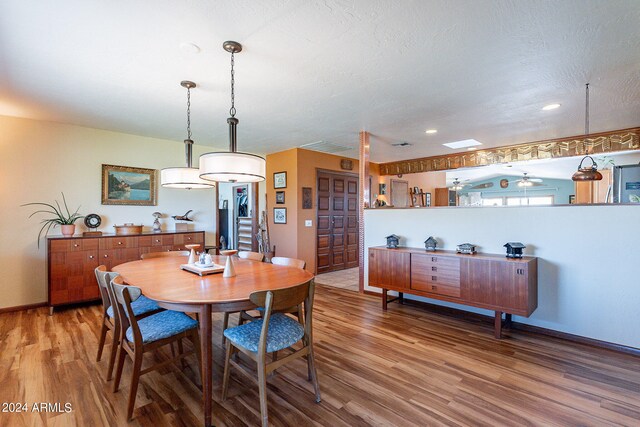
[449,178,468,191]
[509,173,544,187]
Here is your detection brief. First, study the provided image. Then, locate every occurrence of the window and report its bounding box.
[482,198,504,206]
[506,196,554,206]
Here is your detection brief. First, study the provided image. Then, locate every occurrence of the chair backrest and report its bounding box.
[271,256,306,269]
[95,265,119,315]
[109,275,144,347]
[238,251,264,261]
[250,280,316,355]
[141,250,189,260]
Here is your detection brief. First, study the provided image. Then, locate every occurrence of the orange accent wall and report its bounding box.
[266,148,360,273]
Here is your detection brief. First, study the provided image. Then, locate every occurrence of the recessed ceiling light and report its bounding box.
[542,103,561,111]
[180,42,201,54]
[442,139,482,149]
[425,129,438,134]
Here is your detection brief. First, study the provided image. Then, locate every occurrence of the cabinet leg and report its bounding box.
[494,311,503,339]
[382,289,388,311]
[49,306,54,316]
[504,313,512,329]
[399,292,404,304]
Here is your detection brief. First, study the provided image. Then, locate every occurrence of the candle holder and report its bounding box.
[185,244,201,264]
[219,249,238,277]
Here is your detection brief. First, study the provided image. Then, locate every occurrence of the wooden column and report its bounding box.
[358,131,370,293]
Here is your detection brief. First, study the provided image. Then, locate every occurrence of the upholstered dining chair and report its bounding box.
[221,280,321,427]
[140,250,189,259]
[110,275,202,420]
[237,251,265,261]
[94,265,161,380]
[222,250,266,340]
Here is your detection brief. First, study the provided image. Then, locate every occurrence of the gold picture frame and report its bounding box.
[102,164,157,206]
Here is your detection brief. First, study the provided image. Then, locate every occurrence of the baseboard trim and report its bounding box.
[0,302,47,314]
[365,290,640,357]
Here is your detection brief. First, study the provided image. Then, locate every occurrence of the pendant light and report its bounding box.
[572,83,603,182]
[161,81,215,189]
[199,41,266,183]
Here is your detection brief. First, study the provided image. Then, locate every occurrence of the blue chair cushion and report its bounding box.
[107,295,159,318]
[223,313,304,353]
[126,310,198,344]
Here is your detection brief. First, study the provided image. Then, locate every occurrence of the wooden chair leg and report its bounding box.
[106,327,120,381]
[307,344,322,403]
[190,329,203,387]
[113,343,126,393]
[126,351,143,420]
[221,341,233,400]
[96,323,108,362]
[222,312,230,345]
[177,338,188,369]
[257,354,269,427]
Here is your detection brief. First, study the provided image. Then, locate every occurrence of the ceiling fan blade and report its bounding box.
[470,182,494,189]
[530,182,545,186]
[530,178,543,182]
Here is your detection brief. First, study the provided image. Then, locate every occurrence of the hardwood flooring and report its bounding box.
[1,285,639,426]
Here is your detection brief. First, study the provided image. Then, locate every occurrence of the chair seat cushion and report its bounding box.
[223,313,304,353]
[126,310,198,343]
[107,295,159,318]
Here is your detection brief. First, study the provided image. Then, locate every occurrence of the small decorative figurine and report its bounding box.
[504,242,526,258]
[424,236,438,251]
[172,210,194,221]
[456,243,477,254]
[386,234,400,249]
[152,212,162,232]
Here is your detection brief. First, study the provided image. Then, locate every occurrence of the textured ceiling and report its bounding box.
[1,0,639,163]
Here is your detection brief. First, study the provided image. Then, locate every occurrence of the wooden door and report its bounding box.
[317,171,359,274]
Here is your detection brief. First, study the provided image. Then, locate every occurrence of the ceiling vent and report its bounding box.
[392,141,412,147]
[299,140,352,154]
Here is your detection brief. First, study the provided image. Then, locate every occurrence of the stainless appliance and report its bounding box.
[613,164,640,203]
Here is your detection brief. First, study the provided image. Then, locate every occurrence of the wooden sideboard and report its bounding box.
[47,230,205,314]
[368,246,537,338]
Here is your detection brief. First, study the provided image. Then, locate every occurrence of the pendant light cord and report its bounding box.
[230,51,236,117]
[585,83,589,136]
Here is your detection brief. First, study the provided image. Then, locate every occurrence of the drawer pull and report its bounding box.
[74,244,80,248]
[187,237,191,241]
[432,276,437,281]
[104,254,109,258]
[155,239,160,243]
[118,241,122,245]
[431,257,437,262]
[431,285,437,291]
[431,266,437,272]
[89,255,94,259]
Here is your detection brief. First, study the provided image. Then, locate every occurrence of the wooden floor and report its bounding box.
[2,285,639,427]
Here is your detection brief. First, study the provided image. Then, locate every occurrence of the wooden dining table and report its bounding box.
[113,255,314,427]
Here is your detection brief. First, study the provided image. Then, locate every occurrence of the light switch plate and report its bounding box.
[305,220,312,227]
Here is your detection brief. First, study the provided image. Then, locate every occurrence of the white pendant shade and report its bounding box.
[199,152,266,183]
[161,167,215,189]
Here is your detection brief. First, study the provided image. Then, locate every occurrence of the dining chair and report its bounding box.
[140,250,189,259]
[221,280,321,427]
[237,251,265,261]
[271,256,306,269]
[94,265,161,380]
[110,275,202,420]
[222,250,265,339]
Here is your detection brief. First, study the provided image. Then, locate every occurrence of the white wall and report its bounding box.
[0,115,217,309]
[364,205,640,349]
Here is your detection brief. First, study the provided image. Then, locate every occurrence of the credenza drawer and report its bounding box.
[99,236,137,250]
[411,253,461,297]
[50,238,99,253]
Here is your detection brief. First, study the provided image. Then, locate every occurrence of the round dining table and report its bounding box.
[113,255,314,427]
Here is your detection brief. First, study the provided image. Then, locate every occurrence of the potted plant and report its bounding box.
[23,193,84,246]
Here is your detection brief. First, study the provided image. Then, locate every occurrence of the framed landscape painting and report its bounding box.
[102,164,157,205]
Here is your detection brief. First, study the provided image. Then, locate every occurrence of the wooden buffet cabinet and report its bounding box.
[368,246,538,338]
[47,230,205,314]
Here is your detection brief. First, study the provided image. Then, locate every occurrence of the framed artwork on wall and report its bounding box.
[379,183,387,195]
[425,192,431,207]
[275,191,285,204]
[274,171,287,189]
[273,207,287,224]
[102,164,157,206]
[302,187,312,209]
